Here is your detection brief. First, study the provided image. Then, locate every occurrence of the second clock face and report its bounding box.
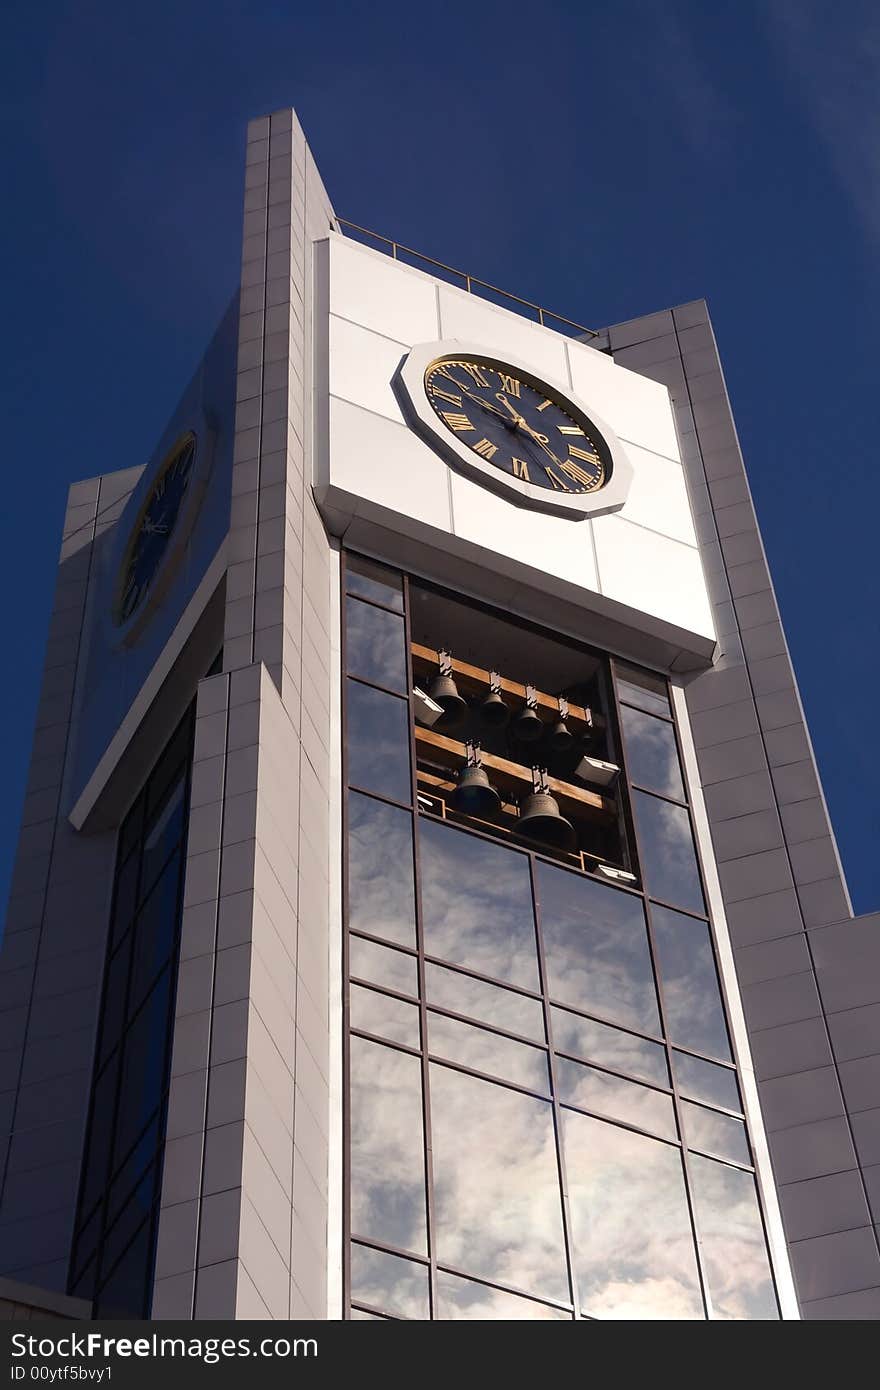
[115,432,197,626]
[424,356,610,496]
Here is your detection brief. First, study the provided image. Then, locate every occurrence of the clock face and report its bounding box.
[114,433,197,626]
[424,356,611,496]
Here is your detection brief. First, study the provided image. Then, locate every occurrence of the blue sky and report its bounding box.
[1,0,878,915]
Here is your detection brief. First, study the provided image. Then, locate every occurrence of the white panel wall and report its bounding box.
[317,235,715,653]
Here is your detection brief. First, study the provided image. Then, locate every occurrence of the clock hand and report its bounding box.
[449,381,517,427]
[495,394,567,467]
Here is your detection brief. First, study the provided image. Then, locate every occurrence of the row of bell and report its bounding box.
[453,756,577,852]
[429,669,576,749]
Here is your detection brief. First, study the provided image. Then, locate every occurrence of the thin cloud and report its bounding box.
[763,0,880,241]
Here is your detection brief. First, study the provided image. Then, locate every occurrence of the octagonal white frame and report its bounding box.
[394,339,634,522]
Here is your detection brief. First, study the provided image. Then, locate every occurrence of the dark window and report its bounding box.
[562,1109,703,1320]
[651,906,731,1061]
[347,792,416,947]
[538,863,660,1034]
[345,595,408,693]
[419,818,539,990]
[430,1063,569,1304]
[69,705,195,1316]
[631,791,705,915]
[342,552,780,1321]
[346,679,411,803]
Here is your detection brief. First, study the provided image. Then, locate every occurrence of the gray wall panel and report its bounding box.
[608,301,880,1317]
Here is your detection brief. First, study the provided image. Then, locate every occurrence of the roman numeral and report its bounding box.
[460,362,490,388]
[536,399,553,412]
[559,459,599,488]
[558,424,584,435]
[473,438,498,459]
[432,386,462,406]
[569,444,602,464]
[512,457,530,480]
[544,466,571,491]
[497,373,520,397]
[442,412,475,432]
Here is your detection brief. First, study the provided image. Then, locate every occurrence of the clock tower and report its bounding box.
[1,108,878,1323]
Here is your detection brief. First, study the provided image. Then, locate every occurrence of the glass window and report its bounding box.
[350,1308,387,1320]
[632,791,705,915]
[615,662,671,717]
[419,819,539,990]
[562,1109,703,1320]
[145,715,191,820]
[350,1243,429,1319]
[97,933,133,1068]
[117,800,144,867]
[349,935,418,997]
[425,963,545,1041]
[94,1218,151,1318]
[109,852,140,951]
[106,1111,160,1230]
[681,1101,750,1166]
[112,970,172,1171]
[349,1035,427,1256]
[689,1155,778,1320]
[348,793,416,948]
[557,1058,676,1141]
[100,1165,157,1280]
[435,1270,571,1320]
[345,553,404,612]
[350,984,420,1050]
[77,1054,120,1220]
[620,705,685,802]
[345,596,408,694]
[538,863,660,1034]
[551,1007,668,1087]
[346,680,411,804]
[427,1012,549,1094]
[74,703,194,1320]
[651,906,731,1061]
[673,1051,740,1113]
[128,852,181,1015]
[140,777,185,899]
[430,1063,569,1304]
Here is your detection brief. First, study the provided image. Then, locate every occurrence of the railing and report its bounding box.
[337,219,600,341]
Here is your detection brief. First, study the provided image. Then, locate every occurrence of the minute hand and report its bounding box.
[456,387,517,426]
[495,395,567,468]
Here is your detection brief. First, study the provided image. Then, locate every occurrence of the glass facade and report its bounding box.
[343,552,779,1320]
[68,705,196,1316]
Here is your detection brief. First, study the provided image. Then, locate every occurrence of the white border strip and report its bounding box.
[670,679,800,1319]
[325,541,344,1320]
[69,542,227,831]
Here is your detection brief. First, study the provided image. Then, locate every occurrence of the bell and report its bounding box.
[515,770,577,851]
[452,760,501,819]
[549,718,574,752]
[512,685,544,742]
[428,650,468,730]
[549,698,574,752]
[480,674,510,728]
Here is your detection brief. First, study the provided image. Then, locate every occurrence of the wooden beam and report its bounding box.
[411,643,602,733]
[414,725,613,820]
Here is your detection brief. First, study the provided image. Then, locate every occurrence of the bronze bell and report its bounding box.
[451,744,501,819]
[480,673,510,728]
[515,770,577,851]
[549,698,574,752]
[512,685,544,742]
[428,650,468,730]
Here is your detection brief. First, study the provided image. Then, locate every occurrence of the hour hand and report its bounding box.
[454,384,515,425]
